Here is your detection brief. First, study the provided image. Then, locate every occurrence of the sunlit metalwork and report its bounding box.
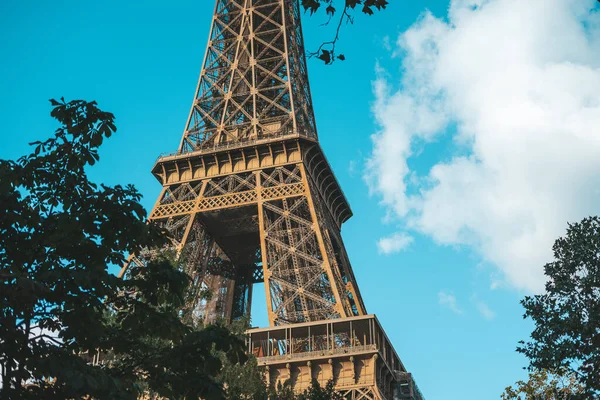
[120,1,424,398]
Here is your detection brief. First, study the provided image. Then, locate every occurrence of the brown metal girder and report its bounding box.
[152,137,303,182]
[270,275,337,315]
[151,181,307,220]
[302,144,353,226]
[252,3,284,31]
[154,135,313,176]
[152,139,353,227]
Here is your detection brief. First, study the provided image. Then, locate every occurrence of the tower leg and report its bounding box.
[257,164,348,325]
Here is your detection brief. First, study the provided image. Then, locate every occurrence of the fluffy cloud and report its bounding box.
[438,291,463,314]
[377,232,414,254]
[366,0,600,292]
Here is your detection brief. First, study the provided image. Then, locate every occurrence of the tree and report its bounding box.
[216,318,269,400]
[296,379,343,400]
[219,355,269,400]
[501,369,585,400]
[269,379,343,400]
[108,254,247,400]
[518,216,600,397]
[0,98,245,399]
[218,350,344,400]
[300,0,389,64]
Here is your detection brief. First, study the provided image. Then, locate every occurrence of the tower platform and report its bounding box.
[247,315,424,400]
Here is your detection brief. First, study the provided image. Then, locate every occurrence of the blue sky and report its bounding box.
[2,0,599,399]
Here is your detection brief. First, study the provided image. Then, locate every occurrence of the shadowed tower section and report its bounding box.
[121,0,425,398]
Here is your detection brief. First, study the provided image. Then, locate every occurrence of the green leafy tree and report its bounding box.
[216,318,269,400]
[0,98,245,399]
[218,355,344,400]
[271,381,297,400]
[109,256,247,400]
[501,369,585,400]
[518,216,600,397]
[297,379,343,400]
[266,379,342,400]
[219,355,269,400]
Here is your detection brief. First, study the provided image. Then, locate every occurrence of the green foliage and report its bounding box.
[271,380,297,400]
[0,98,245,399]
[269,379,342,400]
[300,0,389,63]
[217,353,343,400]
[219,355,269,400]
[109,258,247,400]
[296,379,343,400]
[518,216,600,397]
[501,369,585,400]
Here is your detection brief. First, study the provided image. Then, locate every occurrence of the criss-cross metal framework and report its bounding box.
[135,149,366,326]
[120,1,425,398]
[118,0,367,329]
[179,0,316,153]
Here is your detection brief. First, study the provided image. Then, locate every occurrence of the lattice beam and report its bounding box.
[178,0,317,153]
[119,0,367,330]
[126,164,365,326]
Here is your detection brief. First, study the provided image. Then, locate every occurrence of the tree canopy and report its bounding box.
[518,216,600,398]
[0,97,360,400]
[0,99,245,399]
[501,369,585,400]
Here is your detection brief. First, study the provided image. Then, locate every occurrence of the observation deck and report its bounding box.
[247,315,425,400]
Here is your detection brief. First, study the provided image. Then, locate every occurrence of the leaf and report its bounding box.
[326,5,336,16]
[318,49,332,64]
[337,54,346,61]
[90,133,103,147]
[375,0,389,10]
[301,0,320,15]
[85,151,96,166]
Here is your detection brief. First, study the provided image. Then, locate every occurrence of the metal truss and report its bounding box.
[247,315,417,400]
[113,0,424,398]
[117,0,368,328]
[337,387,382,400]
[133,163,366,326]
[179,0,317,153]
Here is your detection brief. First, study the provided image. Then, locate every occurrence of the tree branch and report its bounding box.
[31,334,63,347]
[307,6,353,63]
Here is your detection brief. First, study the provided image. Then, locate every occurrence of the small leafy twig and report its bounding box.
[302,0,389,64]
[307,7,352,64]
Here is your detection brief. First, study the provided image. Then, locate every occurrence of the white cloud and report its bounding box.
[438,291,464,314]
[366,0,600,293]
[377,232,414,254]
[348,159,357,177]
[473,297,496,320]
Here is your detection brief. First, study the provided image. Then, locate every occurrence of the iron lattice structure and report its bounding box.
[120,1,424,398]
[123,0,366,327]
[179,0,317,153]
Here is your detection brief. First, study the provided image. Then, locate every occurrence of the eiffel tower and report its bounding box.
[121,0,424,398]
